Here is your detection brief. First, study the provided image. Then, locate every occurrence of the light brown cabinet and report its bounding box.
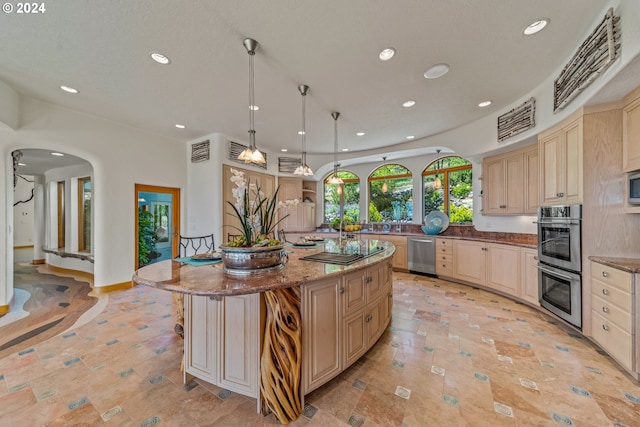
[278,177,316,231]
[435,238,453,277]
[482,144,538,215]
[485,243,520,295]
[303,261,393,394]
[453,240,487,284]
[623,86,640,173]
[589,261,639,379]
[520,248,539,306]
[538,113,583,206]
[382,234,408,270]
[184,293,261,398]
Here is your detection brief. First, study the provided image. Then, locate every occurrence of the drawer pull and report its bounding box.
[442,264,446,268]
[602,324,609,331]
[602,271,609,278]
[602,289,609,296]
[602,306,609,313]
[339,287,345,294]
[556,192,564,197]
[365,314,372,323]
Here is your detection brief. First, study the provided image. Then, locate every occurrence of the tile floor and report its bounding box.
[1,266,640,426]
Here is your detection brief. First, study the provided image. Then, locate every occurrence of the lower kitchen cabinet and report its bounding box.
[453,240,487,284]
[382,234,408,270]
[589,261,639,379]
[303,261,393,394]
[486,243,520,295]
[435,238,453,276]
[521,248,540,306]
[184,293,261,398]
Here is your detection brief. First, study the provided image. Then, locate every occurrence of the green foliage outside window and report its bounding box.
[423,157,473,223]
[324,171,360,224]
[369,164,413,222]
[138,207,158,267]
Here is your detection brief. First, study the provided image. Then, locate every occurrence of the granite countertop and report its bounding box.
[588,256,640,274]
[132,239,395,297]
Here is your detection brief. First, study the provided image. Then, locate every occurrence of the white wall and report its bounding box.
[13,174,34,247]
[1,96,187,297]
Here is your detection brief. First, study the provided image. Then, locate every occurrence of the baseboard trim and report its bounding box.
[90,281,135,295]
[32,259,45,265]
[43,264,94,282]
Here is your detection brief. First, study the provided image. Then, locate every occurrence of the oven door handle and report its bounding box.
[534,220,581,225]
[535,265,574,280]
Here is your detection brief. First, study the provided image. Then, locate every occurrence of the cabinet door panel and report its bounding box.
[453,240,486,285]
[343,270,366,317]
[591,309,633,371]
[540,131,563,205]
[524,149,539,214]
[303,277,342,393]
[505,155,525,213]
[184,295,218,383]
[564,120,583,203]
[486,244,520,295]
[484,159,504,214]
[219,294,259,397]
[623,96,640,172]
[367,296,387,344]
[343,312,367,367]
[521,249,539,306]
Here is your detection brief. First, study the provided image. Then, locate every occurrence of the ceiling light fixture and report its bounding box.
[293,84,313,176]
[406,135,415,140]
[379,47,396,61]
[433,149,442,189]
[356,132,365,136]
[60,85,78,94]
[18,162,26,166]
[402,100,416,108]
[342,148,349,152]
[281,148,288,152]
[237,38,266,164]
[51,152,64,157]
[523,18,549,35]
[424,63,450,79]
[150,52,171,64]
[175,124,185,129]
[478,100,492,107]
[327,112,344,185]
[381,156,388,193]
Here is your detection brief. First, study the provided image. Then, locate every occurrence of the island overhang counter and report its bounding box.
[132,238,396,425]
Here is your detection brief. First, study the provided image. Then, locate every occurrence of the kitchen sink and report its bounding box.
[300,246,384,265]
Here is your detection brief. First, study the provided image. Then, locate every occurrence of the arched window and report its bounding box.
[423,156,473,222]
[369,163,413,222]
[323,170,360,224]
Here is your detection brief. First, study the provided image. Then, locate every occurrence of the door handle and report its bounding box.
[535,265,573,280]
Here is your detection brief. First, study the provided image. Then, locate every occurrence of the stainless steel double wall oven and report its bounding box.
[536,204,582,329]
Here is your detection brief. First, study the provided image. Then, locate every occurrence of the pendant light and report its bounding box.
[237,38,266,164]
[293,84,313,176]
[434,149,442,189]
[327,112,344,185]
[381,156,388,193]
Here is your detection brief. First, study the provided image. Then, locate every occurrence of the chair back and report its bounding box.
[278,229,288,243]
[179,234,215,257]
[227,233,242,243]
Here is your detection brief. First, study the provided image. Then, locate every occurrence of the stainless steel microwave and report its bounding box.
[630,172,640,204]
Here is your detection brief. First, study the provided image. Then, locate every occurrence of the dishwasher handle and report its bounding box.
[411,238,434,243]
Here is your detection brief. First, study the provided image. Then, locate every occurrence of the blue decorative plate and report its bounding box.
[425,211,449,232]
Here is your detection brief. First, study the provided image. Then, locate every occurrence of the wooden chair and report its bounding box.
[278,229,289,243]
[174,233,215,338]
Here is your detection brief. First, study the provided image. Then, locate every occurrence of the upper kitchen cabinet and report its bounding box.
[482,144,538,215]
[623,85,640,173]
[538,111,583,206]
[278,177,316,231]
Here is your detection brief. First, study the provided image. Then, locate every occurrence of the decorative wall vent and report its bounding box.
[279,157,302,174]
[229,141,267,169]
[553,7,620,112]
[497,98,536,142]
[191,140,210,163]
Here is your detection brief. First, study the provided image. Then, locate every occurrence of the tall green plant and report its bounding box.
[138,207,158,267]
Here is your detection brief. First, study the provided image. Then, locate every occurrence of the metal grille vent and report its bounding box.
[554,7,621,112]
[191,140,210,163]
[279,157,302,174]
[497,98,535,142]
[228,141,267,169]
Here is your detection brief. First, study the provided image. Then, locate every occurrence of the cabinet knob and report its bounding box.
[602,306,609,313]
[209,296,221,301]
[602,324,609,331]
[602,288,609,296]
[365,314,372,323]
[339,287,345,294]
[442,264,446,268]
[556,192,564,197]
[602,271,609,278]
[388,292,393,298]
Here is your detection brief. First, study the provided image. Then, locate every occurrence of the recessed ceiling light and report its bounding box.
[402,100,416,108]
[523,19,549,35]
[60,85,78,94]
[18,162,26,166]
[424,63,450,79]
[478,100,492,108]
[249,105,259,111]
[297,130,305,135]
[150,52,171,64]
[342,148,349,152]
[281,148,288,152]
[378,48,396,61]
[406,135,415,140]
[356,132,365,136]
[51,152,64,157]
[175,124,185,129]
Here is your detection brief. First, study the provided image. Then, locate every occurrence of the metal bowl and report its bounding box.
[219,244,288,274]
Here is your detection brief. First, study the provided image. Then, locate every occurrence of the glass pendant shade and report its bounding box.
[433,149,442,189]
[434,176,442,189]
[294,85,313,176]
[238,38,266,164]
[382,182,388,193]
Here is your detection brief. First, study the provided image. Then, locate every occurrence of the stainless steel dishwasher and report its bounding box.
[407,236,436,276]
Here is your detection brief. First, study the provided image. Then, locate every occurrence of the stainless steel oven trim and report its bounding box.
[537,218,581,273]
[538,263,582,329]
[536,264,572,280]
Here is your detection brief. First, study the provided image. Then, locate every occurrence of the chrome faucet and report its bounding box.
[338,219,345,247]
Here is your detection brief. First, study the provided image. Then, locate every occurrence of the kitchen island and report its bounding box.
[132,238,395,424]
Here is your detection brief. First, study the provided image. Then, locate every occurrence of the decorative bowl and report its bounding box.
[421,225,443,235]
